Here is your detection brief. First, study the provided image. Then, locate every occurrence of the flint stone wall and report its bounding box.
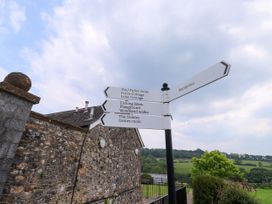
[0,112,142,204]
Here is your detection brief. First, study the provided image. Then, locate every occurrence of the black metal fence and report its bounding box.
[142,183,168,198]
[142,184,187,204]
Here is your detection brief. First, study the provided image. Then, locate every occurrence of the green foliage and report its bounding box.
[174,160,193,175]
[141,148,204,159]
[245,168,272,184]
[218,185,259,204]
[141,173,153,184]
[231,153,242,165]
[192,150,243,181]
[192,175,225,204]
[141,156,167,174]
[175,173,192,186]
[192,175,259,204]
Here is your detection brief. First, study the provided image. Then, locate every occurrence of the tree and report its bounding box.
[231,153,242,165]
[192,150,242,180]
[245,168,272,184]
[141,173,153,184]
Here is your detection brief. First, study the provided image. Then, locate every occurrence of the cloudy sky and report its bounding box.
[1,0,272,155]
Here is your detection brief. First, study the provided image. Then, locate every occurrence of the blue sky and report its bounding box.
[1,0,272,155]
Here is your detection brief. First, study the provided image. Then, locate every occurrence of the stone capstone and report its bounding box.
[4,72,31,91]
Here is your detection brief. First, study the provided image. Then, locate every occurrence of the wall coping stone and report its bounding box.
[30,111,88,132]
[0,81,40,104]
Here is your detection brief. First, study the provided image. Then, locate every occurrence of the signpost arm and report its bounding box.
[161,83,176,204]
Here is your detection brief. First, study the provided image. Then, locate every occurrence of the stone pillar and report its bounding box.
[0,72,40,197]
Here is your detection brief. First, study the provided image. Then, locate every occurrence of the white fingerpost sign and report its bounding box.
[167,61,230,102]
[101,61,230,130]
[104,87,162,102]
[102,100,170,116]
[100,113,171,130]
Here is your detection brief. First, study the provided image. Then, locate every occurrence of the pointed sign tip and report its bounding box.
[101,114,106,125]
[102,100,107,111]
[104,87,109,97]
[220,61,231,76]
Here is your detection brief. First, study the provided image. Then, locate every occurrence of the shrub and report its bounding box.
[218,185,260,204]
[141,173,153,184]
[192,175,225,204]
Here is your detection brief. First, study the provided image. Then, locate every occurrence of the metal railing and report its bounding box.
[142,184,187,204]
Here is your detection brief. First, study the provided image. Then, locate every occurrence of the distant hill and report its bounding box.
[141,148,272,161]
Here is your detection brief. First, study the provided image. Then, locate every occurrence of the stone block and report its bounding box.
[14,108,32,121]
[3,103,17,113]
[2,130,22,144]
[7,144,18,159]
[0,143,9,158]
[0,127,5,135]
[0,158,13,169]
[0,184,4,195]
[0,170,8,183]
[5,119,26,132]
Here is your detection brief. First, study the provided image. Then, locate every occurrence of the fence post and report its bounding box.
[176,186,187,204]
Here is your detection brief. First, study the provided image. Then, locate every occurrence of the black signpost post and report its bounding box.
[161,83,176,204]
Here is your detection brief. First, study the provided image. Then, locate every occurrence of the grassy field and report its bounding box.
[141,184,168,198]
[252,188,272,204]
[173,159,272,175]
[235,160,272,172]
[142,184,191,199]
[174,160,193,175]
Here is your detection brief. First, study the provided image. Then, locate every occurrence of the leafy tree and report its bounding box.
[141,156,167,174]
[245,168,272,183]
[141,173,153,184]
[192,150,243,181]
[231,153,242,165]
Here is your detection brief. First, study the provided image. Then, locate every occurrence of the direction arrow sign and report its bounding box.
[104,87,162,102]
[101,113,171,130]
[102,100,170,116]
[167,61,231,102]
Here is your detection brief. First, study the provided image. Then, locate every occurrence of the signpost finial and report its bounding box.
[161,83,169,91]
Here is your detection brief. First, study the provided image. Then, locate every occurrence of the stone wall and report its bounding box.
[73,126,142,203]
[1,113,142,204]
[0,73,40,198]
[0,72,143,204]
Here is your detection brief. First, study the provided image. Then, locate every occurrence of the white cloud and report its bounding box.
[8,1,26,32]
[22,1,122,113]
[230,44,269,63]
[170,80,272,153]
[0,0,26,33]
[15,0,272,154]
[0,67,8,80]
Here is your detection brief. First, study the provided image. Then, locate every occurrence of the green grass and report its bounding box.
[235,160,272,173]
[251,188,272,204]
[174,160,193,175]
[240,160,272,167]
[173,159,272,175]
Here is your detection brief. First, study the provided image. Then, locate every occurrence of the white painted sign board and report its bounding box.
[104,87,162,102]
[100,61,231,130]
[167,61,231,102]
[102,100,170,116]
[101,113,171,130]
